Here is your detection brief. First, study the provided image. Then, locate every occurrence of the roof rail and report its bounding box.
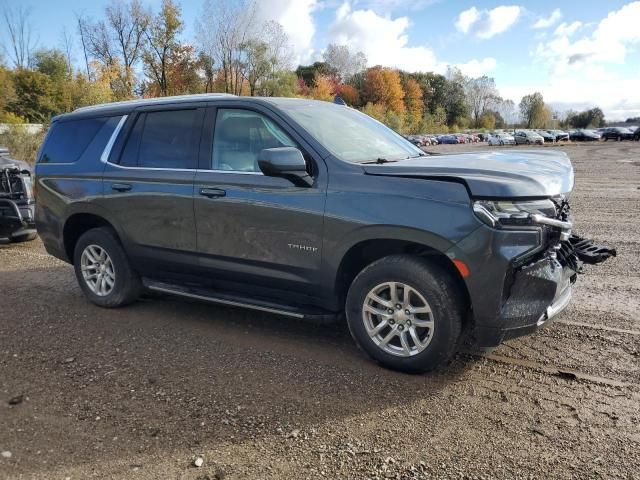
[73,93,236,113]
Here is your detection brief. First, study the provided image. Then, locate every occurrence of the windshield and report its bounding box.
[279,101,424,163]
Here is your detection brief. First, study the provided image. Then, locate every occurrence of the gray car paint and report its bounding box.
[35,95,577,347]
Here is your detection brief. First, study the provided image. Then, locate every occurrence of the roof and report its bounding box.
[54,94,336,122]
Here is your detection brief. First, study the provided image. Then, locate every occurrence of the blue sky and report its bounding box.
[5,0,640,119]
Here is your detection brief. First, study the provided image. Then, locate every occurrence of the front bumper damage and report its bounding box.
[458,199,616,347]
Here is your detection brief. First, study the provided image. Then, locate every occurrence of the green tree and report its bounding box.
[567,107,605,128]
[260,71,298,97]
[295,62,337,88]
[519,92,546,128]
[9,69,55,122]
[33,49,70,82]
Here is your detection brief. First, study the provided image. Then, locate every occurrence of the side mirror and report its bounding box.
[258,147,312,187]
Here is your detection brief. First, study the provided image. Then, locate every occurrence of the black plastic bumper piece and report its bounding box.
[569,234,616,264]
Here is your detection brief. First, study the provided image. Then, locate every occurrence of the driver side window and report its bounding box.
[212,109,297,172]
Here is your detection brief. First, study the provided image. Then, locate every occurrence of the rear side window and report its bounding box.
[39,117,118,164]
[119,109,201,169]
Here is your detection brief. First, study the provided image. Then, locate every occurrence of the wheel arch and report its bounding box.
[63,212,121,264]
[332,237,472,319]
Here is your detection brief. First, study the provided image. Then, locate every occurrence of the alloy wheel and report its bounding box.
[362,282,435,357]
[80,244,115,296]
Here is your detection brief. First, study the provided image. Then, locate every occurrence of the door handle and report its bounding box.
[111,183,132,192]
[199,188,226,198]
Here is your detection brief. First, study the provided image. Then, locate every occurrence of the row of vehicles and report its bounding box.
[407,126,640,147]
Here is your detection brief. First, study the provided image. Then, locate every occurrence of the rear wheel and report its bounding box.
[73,227,142,308]
[345,255,463,373]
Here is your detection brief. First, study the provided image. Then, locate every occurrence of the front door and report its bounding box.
[194,105,327,298]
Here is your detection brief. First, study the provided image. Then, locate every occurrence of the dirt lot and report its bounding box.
[1,142,639,479]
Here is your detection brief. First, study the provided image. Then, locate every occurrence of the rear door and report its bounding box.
[100,104,205,274]
[193,102,327,298]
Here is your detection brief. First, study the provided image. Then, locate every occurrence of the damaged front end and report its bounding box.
[502,197,616,332]
[0,162,36,241]
[466,196,616,345]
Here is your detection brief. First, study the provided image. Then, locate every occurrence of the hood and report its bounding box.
[362,149,574,198]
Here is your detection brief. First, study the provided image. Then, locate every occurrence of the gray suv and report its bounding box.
[35,94,614,372]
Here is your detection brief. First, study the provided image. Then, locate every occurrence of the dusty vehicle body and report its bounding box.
[34,95,615,372]
[0,148,36,242]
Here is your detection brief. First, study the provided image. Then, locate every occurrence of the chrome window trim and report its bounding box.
[100,115,128,164]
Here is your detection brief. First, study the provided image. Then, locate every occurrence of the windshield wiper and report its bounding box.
[361,157,398,164]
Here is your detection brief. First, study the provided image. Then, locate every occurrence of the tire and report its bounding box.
[526,140,531,145]
[345,255,463,373]
[11,232,37,243]
[500,141,504,146]
[73,227,142,308]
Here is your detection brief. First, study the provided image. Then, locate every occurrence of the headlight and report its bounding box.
[473,199,556,227]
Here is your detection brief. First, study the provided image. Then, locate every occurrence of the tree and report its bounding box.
[479,112,496,130]
[322,44,367,81]
[567,107,605,128]
[9,69,55,122]
[465,75,499,127]
[382,69,405,116]
[33,49,70,83]
[362,102,386,123]
[0,66,19,122]
[519,92,546,128]
[79,0,149,97]
[403,78,423,133]
[260,71,298,97]
[143,0,183,96]
[362,67,405,116]
[295,62,337,87]
[336,83,359,106]
[309,74,334,101]
[1,5,37,68]
[239,21,293,96]
[198,52,215,93]
[195,0,259,95]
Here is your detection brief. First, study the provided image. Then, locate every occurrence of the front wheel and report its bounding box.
[73,227,142,308]
[345,255,463,373]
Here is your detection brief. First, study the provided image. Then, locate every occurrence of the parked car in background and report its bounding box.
[569,129,601,141]
[488,133,516,146]
[536,130,555,143]
[35,94,615,373]
[406,135,424,147]
[0,148,37,243]
[514,130,544,145]
[547,130,570,142]
[437,134,459,144]
[634,127,640,141]
[601,127,634,141]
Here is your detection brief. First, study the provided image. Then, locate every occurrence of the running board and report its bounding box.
[143,279,338,323]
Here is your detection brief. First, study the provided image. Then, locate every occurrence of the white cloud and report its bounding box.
[533,8,562,29]
[329,3,444,72]
[501,67,640,121]
[455,5,522,39]
[536,1,640,72]
[455,7,480,34]
[456,57,497,77]
[255,0,319,64]
[553,21,582,37]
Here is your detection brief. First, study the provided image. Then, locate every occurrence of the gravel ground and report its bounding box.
[1,142,639,479]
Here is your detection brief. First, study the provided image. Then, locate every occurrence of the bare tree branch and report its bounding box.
[1,4,38,68]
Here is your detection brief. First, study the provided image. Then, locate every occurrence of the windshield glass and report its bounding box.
[279,100,423,163]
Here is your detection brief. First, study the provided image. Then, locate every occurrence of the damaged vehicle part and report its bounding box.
[0,149,36,243]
